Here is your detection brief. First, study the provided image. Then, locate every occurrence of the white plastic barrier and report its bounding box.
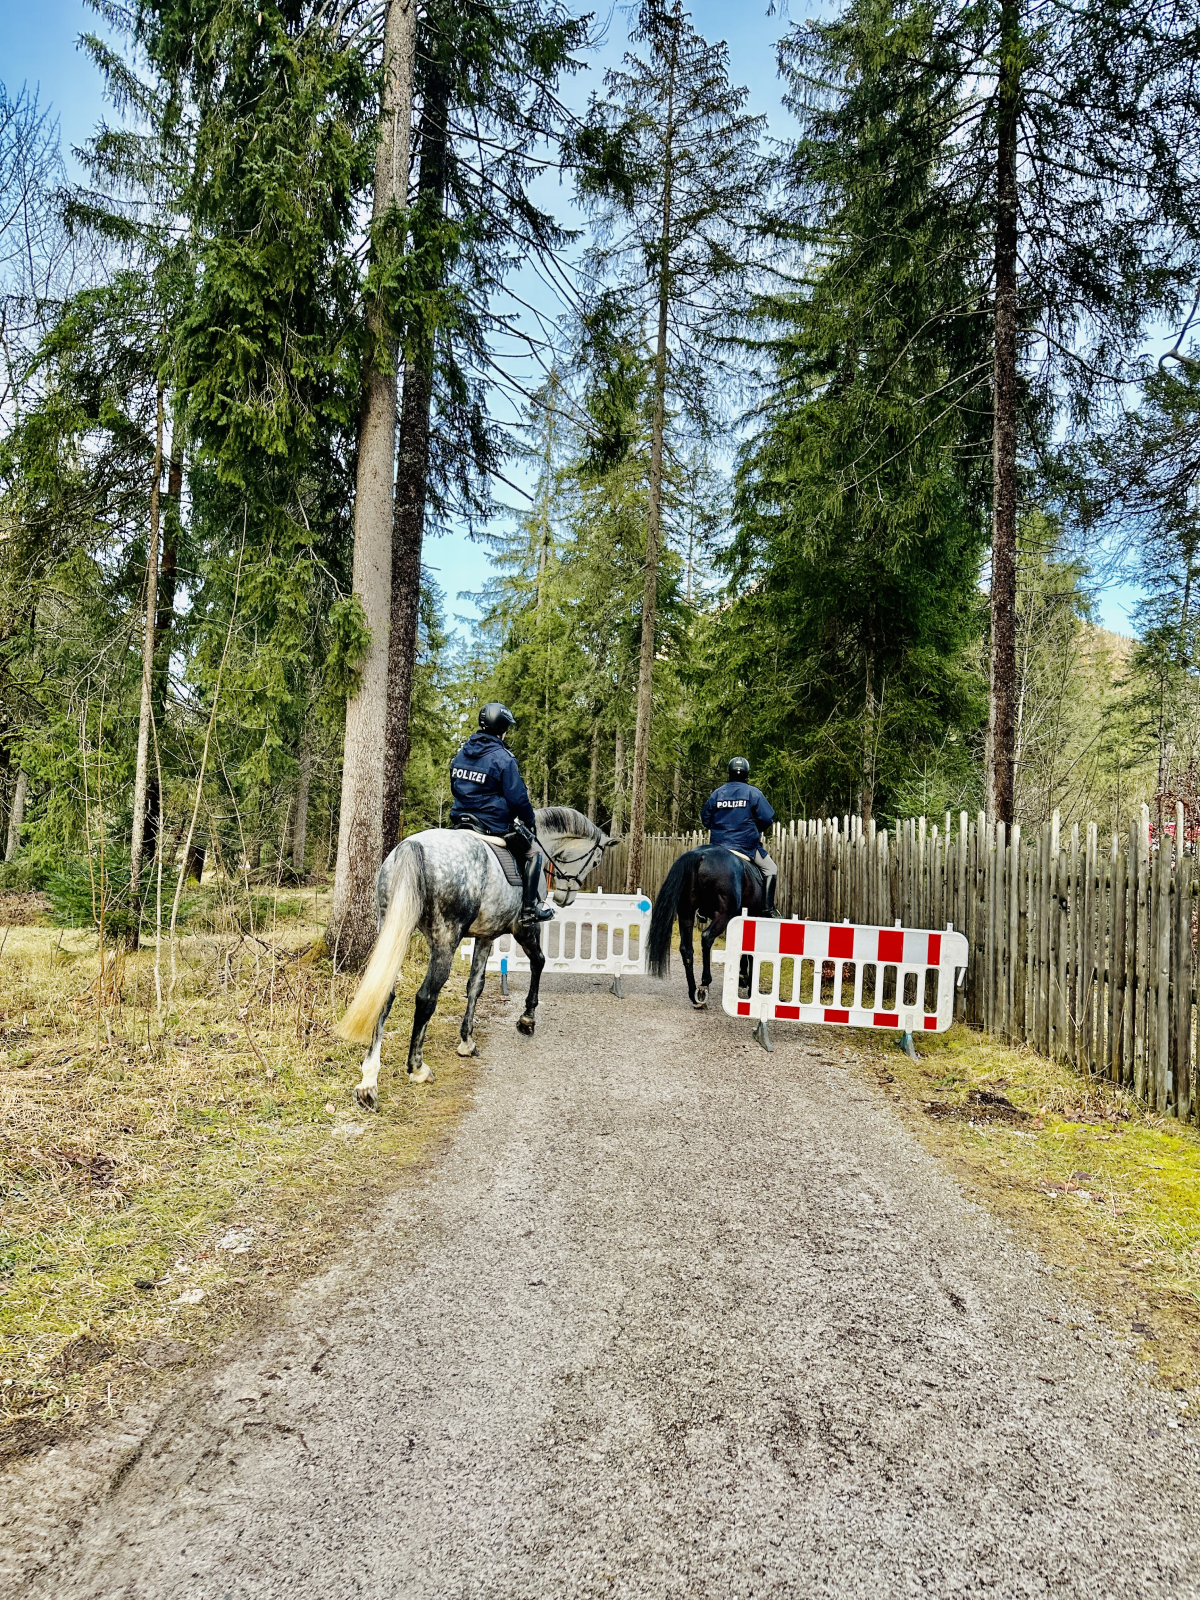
[463,892,653,994]
[721,915,969,1049]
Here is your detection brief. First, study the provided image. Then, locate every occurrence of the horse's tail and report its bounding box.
[648,849,698,979]
[335,843,424,1045]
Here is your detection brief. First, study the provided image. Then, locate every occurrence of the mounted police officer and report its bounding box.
[448,703,554,926]
[700,757,779,916]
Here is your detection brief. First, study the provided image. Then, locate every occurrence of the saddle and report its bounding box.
[482,838,524,888]
[741,857,766,898]
[451,816,526,889]
[723,844,771,908]
[725,846,766,894]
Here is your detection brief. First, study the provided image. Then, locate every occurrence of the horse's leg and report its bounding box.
[511,923,545,1036]
[701,910,732,994]
[355,987,398,1112]
[406,938,456,1084]
[458,939,492,1057]
[679,909,701,1007]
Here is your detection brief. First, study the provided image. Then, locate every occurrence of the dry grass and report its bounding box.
[845,1023,1200,1391]
[0,889,483,1464]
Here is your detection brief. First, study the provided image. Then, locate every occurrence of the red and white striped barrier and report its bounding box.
[720,915,969,1050]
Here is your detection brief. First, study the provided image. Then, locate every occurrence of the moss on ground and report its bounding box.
[0,892,484,1462]
[843,1022,1200,1393]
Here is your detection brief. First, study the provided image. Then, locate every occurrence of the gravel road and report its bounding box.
[10,978,1200,1598]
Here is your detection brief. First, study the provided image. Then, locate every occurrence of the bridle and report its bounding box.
[536,830,607,890]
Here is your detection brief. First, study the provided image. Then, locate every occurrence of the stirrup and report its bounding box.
[519,902,555,924]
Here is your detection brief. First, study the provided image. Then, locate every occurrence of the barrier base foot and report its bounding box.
[610,974,625,999]
[900,1030,919,1062]
[753,1020,773,1054]
[500,972,509,998]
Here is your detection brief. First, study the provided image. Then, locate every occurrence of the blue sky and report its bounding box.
[1,0,1143,635]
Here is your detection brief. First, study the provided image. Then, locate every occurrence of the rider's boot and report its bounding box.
[517,850,554,926]
[763,872,779,918]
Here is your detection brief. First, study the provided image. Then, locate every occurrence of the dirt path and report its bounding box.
[8,978,1200,1597]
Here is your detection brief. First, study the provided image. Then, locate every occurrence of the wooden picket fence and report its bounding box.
[591,804,1196,1123]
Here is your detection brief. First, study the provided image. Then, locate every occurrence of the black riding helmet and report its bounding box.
[479,702,516,737]
[728,756,750,781]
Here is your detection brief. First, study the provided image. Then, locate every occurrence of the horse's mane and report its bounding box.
[536,805,608,842]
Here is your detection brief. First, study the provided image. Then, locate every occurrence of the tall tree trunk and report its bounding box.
[861,650,875,827]
[128,381,165,949]
[542,661,551,808]
[611,723,626,839]
[988,0,1020,828]
[146,425,183,859]
[4,769,27,861]
[534,374,557,812]
[381,355,433,856]
[382,70,449,855]
[587,720,599,823]
[671,761,681,831]
[330,0,417,962]
[292,730,312,874]
[625,18,678,894]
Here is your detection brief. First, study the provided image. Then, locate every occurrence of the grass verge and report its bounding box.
[844,1022,1200,1393]
[0,894,483,1465]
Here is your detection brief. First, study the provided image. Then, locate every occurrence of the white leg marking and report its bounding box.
[356,1037,383,1107]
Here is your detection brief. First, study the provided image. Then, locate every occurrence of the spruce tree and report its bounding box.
[381,0,586,853]
[781,0,1200,825]
[728,0,991,820]
[573,0,763,888]
[1089,345,1200,801]
[331,0,418,960]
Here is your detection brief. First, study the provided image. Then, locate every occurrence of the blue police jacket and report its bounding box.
[701,780,775,856]
[448,732,536,835]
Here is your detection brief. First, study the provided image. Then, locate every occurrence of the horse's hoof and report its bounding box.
[516,1014,535,1036]
[695,986,708,1005]
[408,1063,434,1085]
[692,999,708,1011]
[355,1085,379,1113]
[456,1038,477,1058]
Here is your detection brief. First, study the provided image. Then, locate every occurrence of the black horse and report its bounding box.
[648,845,771,1008]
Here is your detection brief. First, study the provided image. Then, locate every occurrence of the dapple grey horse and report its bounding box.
[336,807,615,1109]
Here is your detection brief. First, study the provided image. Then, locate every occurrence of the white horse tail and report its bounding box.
[335,844,423,1045]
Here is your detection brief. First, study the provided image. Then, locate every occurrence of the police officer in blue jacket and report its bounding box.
[701,757,779,916]
[449,703,554,925]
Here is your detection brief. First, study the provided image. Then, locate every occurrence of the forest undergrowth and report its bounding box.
[0,888,481,1465]
[851,1024,1200,1396]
